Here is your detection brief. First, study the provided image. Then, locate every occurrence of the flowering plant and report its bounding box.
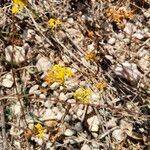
[45,64,73,84]
[74,88,91,104]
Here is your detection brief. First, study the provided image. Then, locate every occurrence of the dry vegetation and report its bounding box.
[0,0,150,150]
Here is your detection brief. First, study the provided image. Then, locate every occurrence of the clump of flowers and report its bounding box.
[45,64,73,84]
[12,0,27,14]
[35,123,44,139]
[48,18,61,29]
[106,6,134,27]
[95,81,107,91]
[85,51,96,61]
[74,88,91,104]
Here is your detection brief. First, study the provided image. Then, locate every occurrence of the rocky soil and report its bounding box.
[0,0,150,150]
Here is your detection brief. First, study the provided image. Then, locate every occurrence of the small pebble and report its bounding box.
[81,144,91,150]
[50,82,60,90]
[1,73,14,88]
[36,57,52,72]
[74,122,83,131]
[29,85,39,94]
[108,38,116,45]
[112,129,125,142]
[64,129,76,136]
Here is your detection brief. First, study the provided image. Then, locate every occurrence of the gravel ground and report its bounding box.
[0,0,150,150]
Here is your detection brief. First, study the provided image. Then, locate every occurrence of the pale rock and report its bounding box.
[92,132,98,138]
[114,62,141,85]
[29,85,39,94]
[81,144,91,150]
[112,129,125,142]
[91,124,99,132]
[67,18,74,24]
[46,142,53,148]
[1,73,13,88]
[11,102,22,116]
[87,116,99,132]
[138,55,149,71]
[10,126,23,136]
[35,34,43,44]
[132,32,144,39]
[37,138,43,145]
[56,112,63,120]
[87,106,93,114]
[36,57,52,72]
[123,38,130,44]
[108,38,116,45]
[64,115,72,122]
[91,93,100,103]
[143,9,150,18]
[26,29,35,40]
[65,80,78,90]
[28,123,34,130]
[14,141,21,149]
[52,107,59,113]
[77,109,84,117]
[117,33,124,39]
[43,109,56,120]
[59,92,68,101]
[41,82,48,87]
[44,101,52,108]
[124,23,135,34]
[53,91,59,97]
[74,122,83,131]
[5,45,26,63]
[87,43,95,51]
[59,86,64,91]
[80,81,87,86]
[50,82,60,90]
[106,118,117,128]
[64,129,75,136]
[39,94,46,99]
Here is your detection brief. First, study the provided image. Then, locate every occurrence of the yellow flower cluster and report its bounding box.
[12,0,27,14]
[45,65,73,84]
[85,51,96,61]
[48,18,61,29]
[74,88,91,104]
[106,7,134,26]
[35,123,44,139]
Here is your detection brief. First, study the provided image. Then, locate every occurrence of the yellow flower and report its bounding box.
[12,4,20,14]
[13,0,27,6]
[74,88,91,104]
[85,51,96,61]
[35,123,43,131]
[37,132,44,138]
[45,65,73,84]
[35,123,44,139]
[12,0,27,14]
[48,18,61,29]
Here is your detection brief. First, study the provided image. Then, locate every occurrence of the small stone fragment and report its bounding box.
[74,122,83,131]
[64,129,75,136]
[50,82,60,90]
[108,38,116,45]
[36,57,52,72]
[1,73,14,88]
[29,85,39,94]
[112,129,125,142]
[81,144,91,150]
[5,45,26,64]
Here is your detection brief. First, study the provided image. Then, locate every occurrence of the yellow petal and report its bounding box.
[13,0,27,6]
[12,5,19,14]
